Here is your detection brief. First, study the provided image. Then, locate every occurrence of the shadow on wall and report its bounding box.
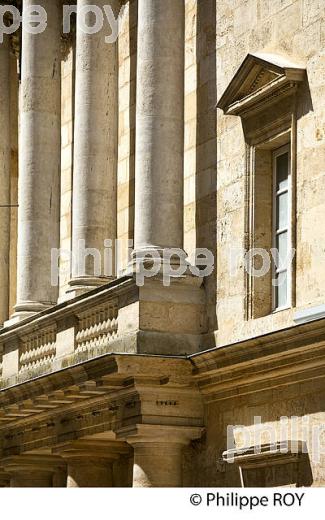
[127,0,137,242]
[196,0,218,338]
[296,73,314,120]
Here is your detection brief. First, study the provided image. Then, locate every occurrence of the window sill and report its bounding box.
[272,305,291,314]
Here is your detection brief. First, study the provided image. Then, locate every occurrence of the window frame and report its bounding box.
[272,143,292,312]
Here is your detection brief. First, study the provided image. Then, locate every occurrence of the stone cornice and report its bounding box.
[191,316,325,401]
[217,52,305,118]
[0,353,204,456]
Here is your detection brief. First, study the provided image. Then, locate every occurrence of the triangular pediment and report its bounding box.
[217,53,305,117]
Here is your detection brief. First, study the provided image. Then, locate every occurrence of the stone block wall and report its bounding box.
[117,0,137,273]
[9,52,18,316]
[217,0,325,345]
[185,0,217,337]
[59,48,74,297]
[184,377,325,487]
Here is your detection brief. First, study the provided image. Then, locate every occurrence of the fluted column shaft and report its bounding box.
[69,0,118,294]
[0,35,11,324]
[134,0,185,259]
[15,0,61,318]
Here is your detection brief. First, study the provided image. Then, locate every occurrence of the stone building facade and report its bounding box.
[0,0,324,487]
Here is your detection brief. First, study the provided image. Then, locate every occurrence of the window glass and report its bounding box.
[276,231,288,269]
[273,147,291,310]
[276,152,289,191]
[276,191,288,229]
[275,271,288,309]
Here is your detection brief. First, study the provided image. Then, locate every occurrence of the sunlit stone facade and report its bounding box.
[0,0,325,487]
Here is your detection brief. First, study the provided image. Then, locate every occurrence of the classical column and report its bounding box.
[119,424,202,488]
[13,0,61,321]
[54,440,130,487]
[3,455,65,487]
[0,34,11,325]
[133,0,185,262]
[68,0,118,296]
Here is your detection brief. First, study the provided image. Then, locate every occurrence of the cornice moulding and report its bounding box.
[217,52,306,117]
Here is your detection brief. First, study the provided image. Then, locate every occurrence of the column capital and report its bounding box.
[2,454,65,474]
[53,439,131,462]
[53,439,130,488]
[117,424,204,447]
[2,454,66,487]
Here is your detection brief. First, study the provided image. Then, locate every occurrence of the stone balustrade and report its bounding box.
[75,305,119,355]
[19,327,56,375]
[0,277,134,387]
[0,271,206,389]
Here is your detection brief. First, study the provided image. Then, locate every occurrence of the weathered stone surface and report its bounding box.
[1,0,325,489]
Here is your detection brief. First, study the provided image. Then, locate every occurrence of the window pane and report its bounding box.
[276,191,288,229]
[275,271,288,309]
[276,152,289,191]
[276,231,288,270]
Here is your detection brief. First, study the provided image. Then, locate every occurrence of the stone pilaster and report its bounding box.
[0,34,11,325]
[118,424,203,487]
[68,0,119,297]
[12,0,61,322]
[133,0,185,262]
